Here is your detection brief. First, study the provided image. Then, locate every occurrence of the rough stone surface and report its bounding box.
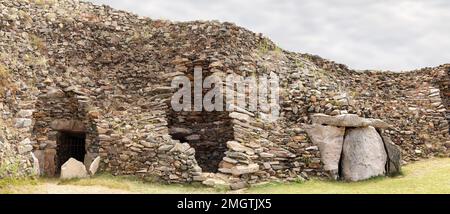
[230,181,249,190]
[0,0,448,184]
[60,158,89,179]
[303,124,345,179]
[33,150,45,176]
[15,118,32,128]
[89,156,101,176]
[17,110,34,118]
[50,119,86,133]
[231,164,260,176]
[227,141,255,155]
[18,144,33,154]
[83,152,96,171]
[381,135,402,176]
[31,152,40,176]
[341,127,388,181]
[203,178,229,188]
[311,114,390,129]
[44,149,57,177]
[200,173,231,188]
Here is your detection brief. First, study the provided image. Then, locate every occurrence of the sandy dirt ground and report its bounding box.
[37,183,134,194]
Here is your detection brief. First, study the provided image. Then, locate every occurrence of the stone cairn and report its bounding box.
[0,0,448,190]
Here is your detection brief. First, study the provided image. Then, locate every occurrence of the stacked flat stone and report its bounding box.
[0,0,447,189]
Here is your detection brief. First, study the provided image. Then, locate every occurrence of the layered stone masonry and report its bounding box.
[0,0,448,188]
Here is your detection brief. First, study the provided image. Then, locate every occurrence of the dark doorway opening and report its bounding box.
[167,64,235,173]
[56,131,86,174]
[168,111,234,173]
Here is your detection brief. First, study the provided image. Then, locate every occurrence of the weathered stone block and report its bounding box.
[50,119,85,132]
[89,156,101,176]
[341,126,387,181]
[226,141,254,155]
[60,158,89,179]
[44,149,57,177]
[17,110,34,118]
[303,124,345,179]
[15,118,32,128]
[381,135,402,176]
[311,114,390,129]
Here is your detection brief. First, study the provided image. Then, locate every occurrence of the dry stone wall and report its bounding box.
[0,0,448,187]
[438,67,450,134]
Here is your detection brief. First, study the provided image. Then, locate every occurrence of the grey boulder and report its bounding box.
[341,126,387,181]
[303,124,345,179]
[60,158,88,179]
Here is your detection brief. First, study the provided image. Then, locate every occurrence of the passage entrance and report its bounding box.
[56,132,86,173]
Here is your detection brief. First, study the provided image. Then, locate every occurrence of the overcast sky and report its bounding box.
[87,0,450,71]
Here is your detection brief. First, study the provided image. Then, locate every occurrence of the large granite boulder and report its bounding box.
[60,158,88,179]
[311,114,390,129]
[341,126,387,181]
[303,124,345,179]
[381,135,402,176]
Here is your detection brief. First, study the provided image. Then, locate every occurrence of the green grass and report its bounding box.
[0,178,39,194]
[0,157,25,178]
[56,173,224,194]
[1,158,449,194]
[248,158,450,194]
[258,37,282,56]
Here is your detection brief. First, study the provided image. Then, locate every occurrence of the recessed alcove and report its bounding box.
[168,111,234,173]
[56,131,87,174]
